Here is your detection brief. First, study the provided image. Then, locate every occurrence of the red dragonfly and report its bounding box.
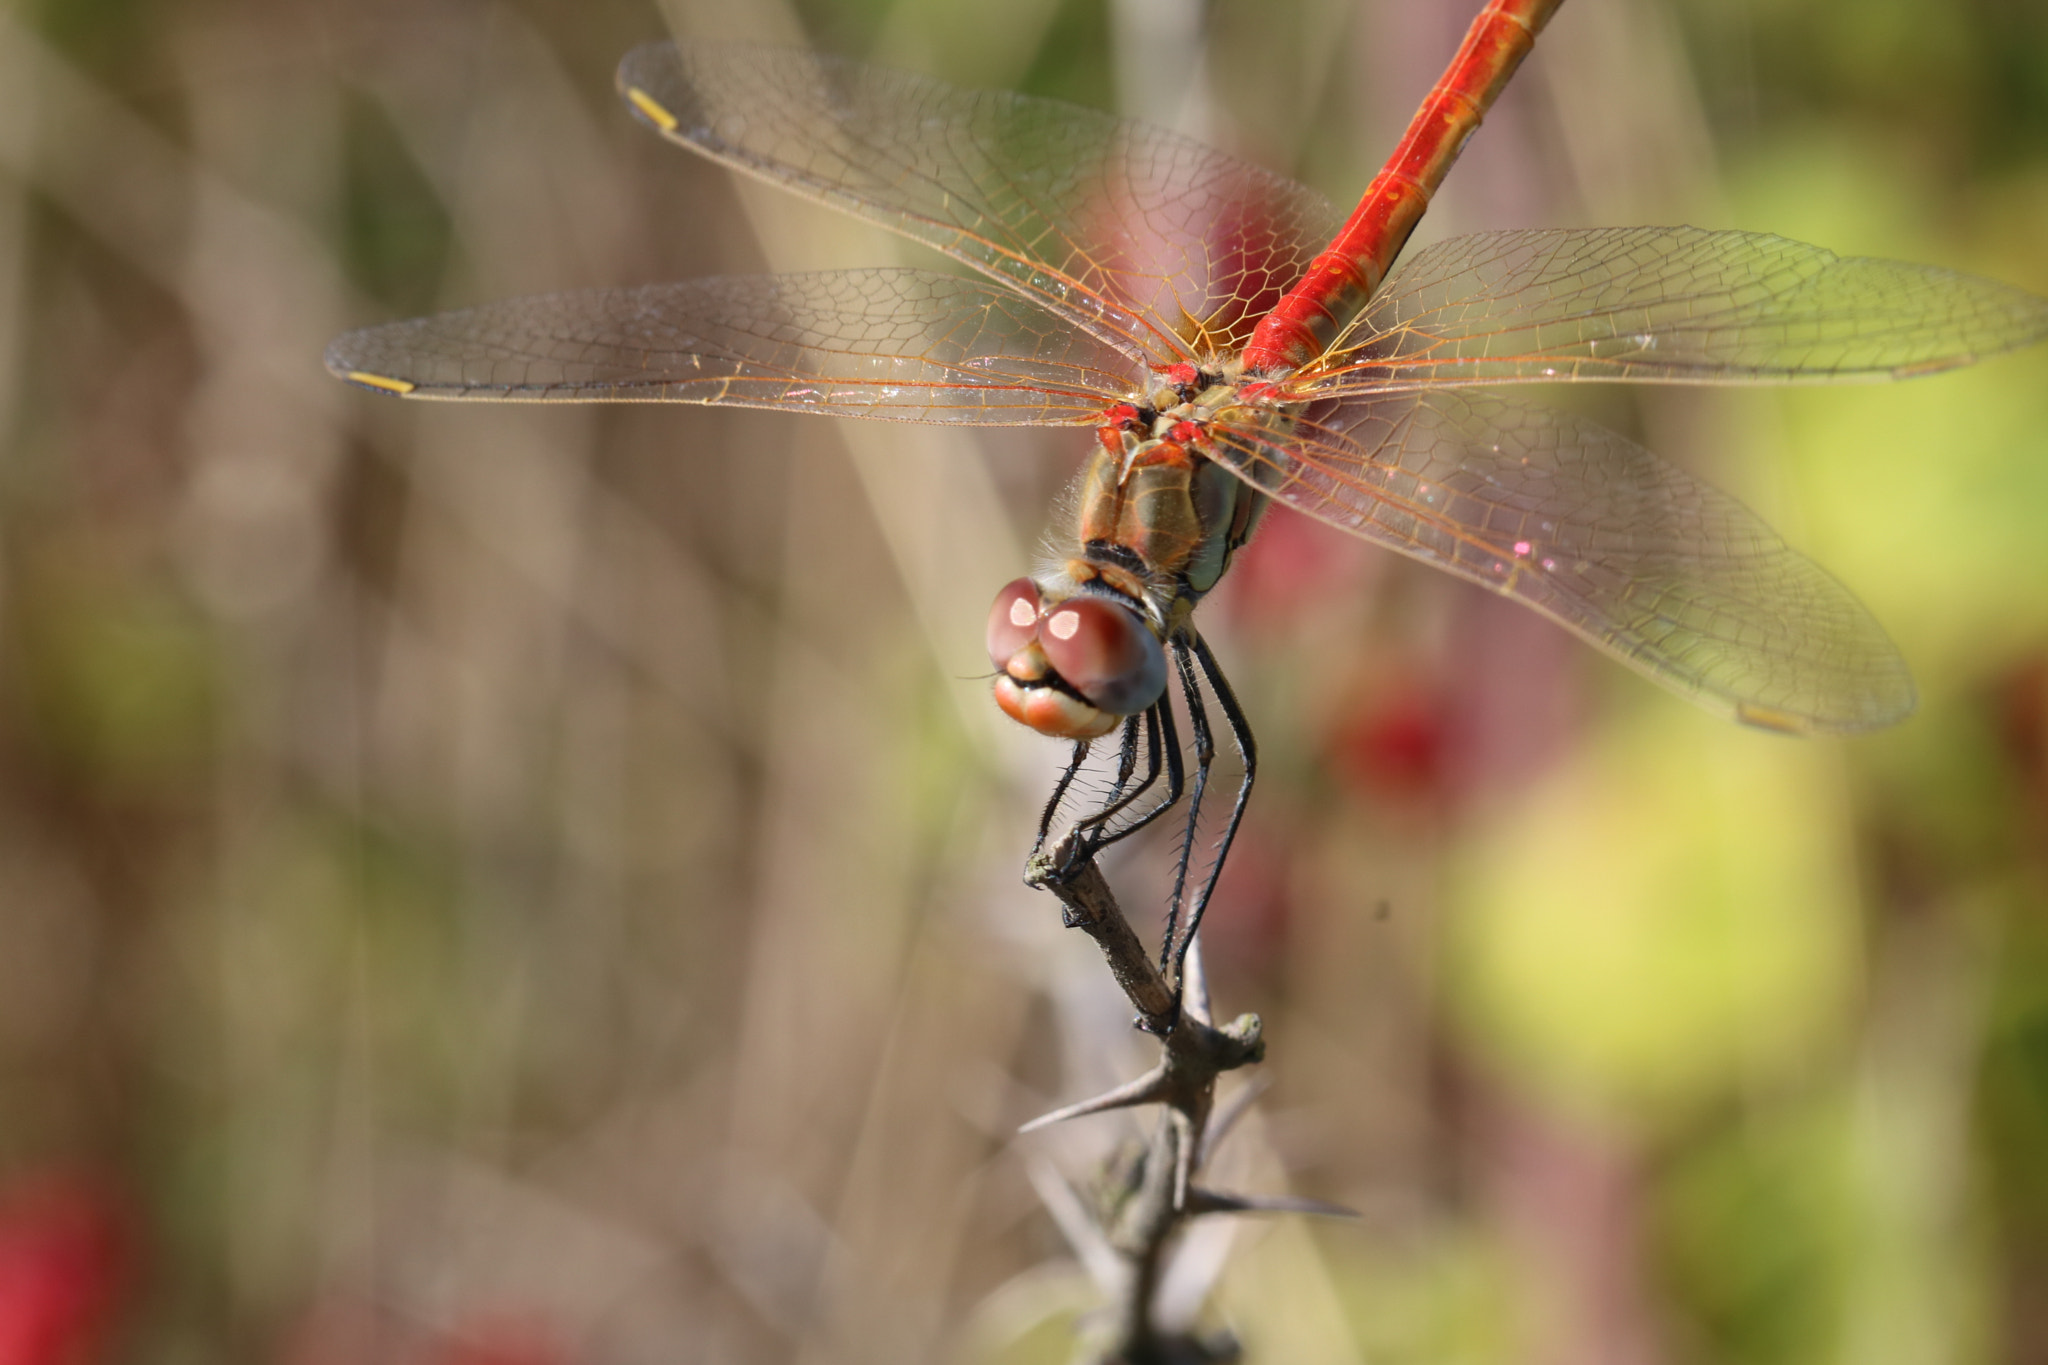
[328,0,2047,988]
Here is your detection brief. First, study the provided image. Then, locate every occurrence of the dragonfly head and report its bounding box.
[986,578,1167,739]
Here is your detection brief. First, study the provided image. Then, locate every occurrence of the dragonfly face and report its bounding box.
[987,577,1166,739]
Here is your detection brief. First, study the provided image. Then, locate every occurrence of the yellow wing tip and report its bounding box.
[624,86,680,132]
[346,370,418,395]
[1734,702,1811,736]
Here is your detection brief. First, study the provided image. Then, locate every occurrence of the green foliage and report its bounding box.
[337,94,454,318]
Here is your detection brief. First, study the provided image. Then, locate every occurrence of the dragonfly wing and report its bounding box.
[1209,388,1914,733]
[325,268,1130,425]
[616,42,1338,366]
[1306,227,2048,394]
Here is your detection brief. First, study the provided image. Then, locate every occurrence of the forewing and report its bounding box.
[616,42,1338,366]
[1209,389,1914,733]
[324,268,1129,425]
[1304,227,2048,395]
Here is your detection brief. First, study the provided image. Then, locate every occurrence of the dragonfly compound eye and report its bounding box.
[986,578,1045,673]
[1038,597,1167,716]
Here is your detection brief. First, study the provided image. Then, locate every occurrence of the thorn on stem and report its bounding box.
[1183,1188,1361,1220]
[1018,1066,1173,1133]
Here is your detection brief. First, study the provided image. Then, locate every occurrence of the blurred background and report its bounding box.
[1,0,2046,1361]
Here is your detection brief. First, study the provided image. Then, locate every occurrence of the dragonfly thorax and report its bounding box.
[1077,368,1275,602]
[1103,360,1256,455]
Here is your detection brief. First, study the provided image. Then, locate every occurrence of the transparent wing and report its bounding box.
[324,268,1130,425]
[1302,227,2048,395]
[1209,389,1914,733]
[616,42,1338,366]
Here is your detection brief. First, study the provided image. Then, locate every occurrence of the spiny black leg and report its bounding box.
[1091,709,1157,829]
[1160,639,1216,983]
[1108,709,1145,801]
[1166,634,1258,988]
[1069,701,1185,870]
[1034,737,1094,857]
[1134,698,1187,843]
[1069,710,1161,855]
[1036,702,1171,864]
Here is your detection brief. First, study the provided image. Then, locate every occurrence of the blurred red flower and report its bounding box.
[0,1172,129,1365]
[429,1314,568,1365]
[1332,675,1448,803]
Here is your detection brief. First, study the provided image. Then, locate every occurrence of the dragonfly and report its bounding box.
[327,0,2048,999]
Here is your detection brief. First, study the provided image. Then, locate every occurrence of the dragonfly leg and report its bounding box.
[1071,711,1159,843]
[1064,701,1185,871]
[1100,711,1151,813]
[1033,736,1095,857]
[1165,635,1258,990]
[1160,639,1215,982]
[1037,713,1166,866]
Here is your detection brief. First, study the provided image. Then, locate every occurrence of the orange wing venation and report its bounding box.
[614,42,1338,367]
[1303,227,2048,394]
[1209,388,1915,733]
[322,268,1132,425]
